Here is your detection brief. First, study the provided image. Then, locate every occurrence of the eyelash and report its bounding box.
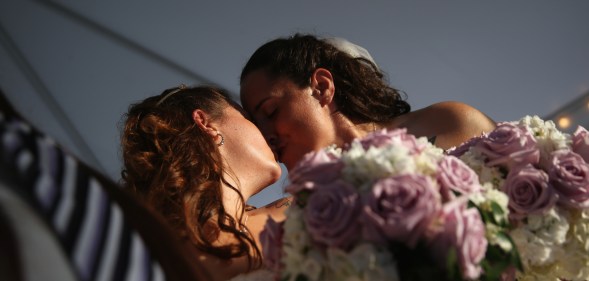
[265,106,277,119]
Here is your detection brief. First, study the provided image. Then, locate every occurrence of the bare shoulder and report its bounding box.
[398,101,496,149]
[427,101,494,124]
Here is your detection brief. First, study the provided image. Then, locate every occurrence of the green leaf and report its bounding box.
[479,236,523,281]
[490,201,506,225]
[294,274,309,281]
[445,248,458,280]
[295,190,312,207]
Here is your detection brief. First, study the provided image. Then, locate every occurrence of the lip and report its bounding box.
[271,149,280,162]
[272,144,286,163]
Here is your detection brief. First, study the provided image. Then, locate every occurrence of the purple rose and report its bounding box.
[572,126,589,163]
[447,134,486,158]
[363,174,441,248]
[304,180,361,249]
[431,198,487,280]
[503,164,556,220]
[286,149,343,194]
[358,128,426,154]
[549,150,589,208]
[474,122,539,169]
[437,156,482,201]
[260,217,284,271]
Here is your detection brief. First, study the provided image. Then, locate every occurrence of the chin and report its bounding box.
[283,159,298,171]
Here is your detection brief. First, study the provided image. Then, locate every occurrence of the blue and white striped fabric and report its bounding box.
[0,111,165,281]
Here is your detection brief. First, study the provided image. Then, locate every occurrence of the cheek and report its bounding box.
[245,124,272,151]
[279,103,323,131]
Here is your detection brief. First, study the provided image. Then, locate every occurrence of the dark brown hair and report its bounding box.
[120,85,261,268]
[240,33,411,123]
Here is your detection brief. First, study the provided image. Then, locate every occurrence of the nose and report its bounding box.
[256,120,278,148]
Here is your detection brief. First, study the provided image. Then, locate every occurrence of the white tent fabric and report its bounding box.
[1,0,588,206]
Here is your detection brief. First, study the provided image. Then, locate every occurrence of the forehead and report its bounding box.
[239,70,280,111]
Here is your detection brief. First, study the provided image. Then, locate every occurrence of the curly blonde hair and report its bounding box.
[120,85,261,268]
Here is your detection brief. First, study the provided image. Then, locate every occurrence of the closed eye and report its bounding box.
[267,108,277,119]
[262,103,277,119]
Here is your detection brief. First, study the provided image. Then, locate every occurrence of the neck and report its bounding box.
[220,176,249,221]
[333,113,380,145]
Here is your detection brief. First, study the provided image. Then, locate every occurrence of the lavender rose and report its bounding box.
[431,198,487,280]
[437,156,482,201]
[549,149,589,208]
[304,180,361,249]
[474,122,539,169]
[259,217,284,271]
[358,128,426,154]
[572,126,589,163]
[503,164,556,220]
[447,134,485,158]
[363,174,441,248]
[286,149,343,194]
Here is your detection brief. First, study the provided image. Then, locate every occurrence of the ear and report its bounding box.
[192,109,218,137]
[310,68,335,107]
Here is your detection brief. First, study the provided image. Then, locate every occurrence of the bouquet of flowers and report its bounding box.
[260,129,519,281]
[448,115,589,280]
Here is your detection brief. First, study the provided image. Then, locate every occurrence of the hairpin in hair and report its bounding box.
[156,84,187,106]
[322,37,378,70]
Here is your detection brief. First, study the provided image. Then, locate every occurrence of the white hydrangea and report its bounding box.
[341,142,414,190]
[414,135,444,159]
[413,149,442,176]
[470,187,511,251]
[282,248,324,281]
[515,269,560,281]
[526,208,570,245]
[282,207,309,251]
[518,115,572,169]
[485,223,513,252]
[281,206,312,280]
[301,251,324,281]
[486,188,509,211]
[324,244,399,281]
[459,150,505,189]
[552,251,589,281]
[325,247,359,280]
[570,209,589,253]
[282,245,309,281]
[469,186,508,216]
[510,227,559,267]
[510,207,570,266]
[323,144,343,158]
[518,116,570,148]
[548,209,589,281]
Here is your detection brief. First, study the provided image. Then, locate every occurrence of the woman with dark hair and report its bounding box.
[240,34,496,170]
[121,85,287,280]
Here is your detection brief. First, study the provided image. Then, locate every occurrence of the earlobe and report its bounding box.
[192,109,218,137]
[311,68,335,106]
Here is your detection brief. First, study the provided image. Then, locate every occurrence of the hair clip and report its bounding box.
[156,84,187,106]
[322,37,378,70]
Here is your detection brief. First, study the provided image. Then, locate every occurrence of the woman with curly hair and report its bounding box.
[240,34,497,170]
[121,85,287,280]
